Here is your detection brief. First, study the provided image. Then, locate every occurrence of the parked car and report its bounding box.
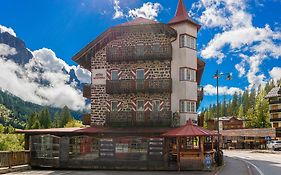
[267,140,281,150]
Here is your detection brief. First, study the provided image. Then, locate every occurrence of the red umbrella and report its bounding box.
[162,119,217,137]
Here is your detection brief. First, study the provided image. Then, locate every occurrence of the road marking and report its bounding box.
[236,158,264,175]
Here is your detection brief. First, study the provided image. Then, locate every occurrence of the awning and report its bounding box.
[162,119,217,137]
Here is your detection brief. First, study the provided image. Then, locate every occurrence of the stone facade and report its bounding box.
[90,32,172,126]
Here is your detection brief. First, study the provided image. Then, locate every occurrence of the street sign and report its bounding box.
[265,136,271,141]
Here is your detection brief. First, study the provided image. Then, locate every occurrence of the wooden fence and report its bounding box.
[0,151,30,168]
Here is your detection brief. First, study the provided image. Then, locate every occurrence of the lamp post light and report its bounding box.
[213,69,232,166]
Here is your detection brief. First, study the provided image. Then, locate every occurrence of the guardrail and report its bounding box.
[0,151,30,168]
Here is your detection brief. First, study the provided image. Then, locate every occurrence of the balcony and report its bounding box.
[105,111,172,127]
[269,99,281,105]
[106,44,172,63]
[83,84,91,99]
[197,86,204,102]
[106,79,172,94]
[270,109,281,113]
[270,118,281,122]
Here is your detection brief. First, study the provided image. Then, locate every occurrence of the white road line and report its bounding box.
[235,157,264,175]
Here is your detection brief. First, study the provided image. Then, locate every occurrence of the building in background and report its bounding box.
[207,116,247,131]
[265,86,281,129]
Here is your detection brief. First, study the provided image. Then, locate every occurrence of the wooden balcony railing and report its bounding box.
[106,79,172,94]
[105,111,172,127]
[83,84,91,99]
[106,44,172,62]
[269,99,281,105]
[270,109,281,113]
[0,151,30,168]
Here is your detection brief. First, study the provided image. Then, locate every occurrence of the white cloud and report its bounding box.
[204,84,243,96]
[112,2,163,21]
[269,67,281,82]
[0,25,16,37]
[235,59,245,77]
[191,0,281,89]
[128,2,162,20]
[113,0,124,19]
[0,46,90,111]
[0,43,17,57]
[74,65,91,84]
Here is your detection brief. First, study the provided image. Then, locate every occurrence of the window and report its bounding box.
[111,101,118,112]
[111,70,118,80]
[179,34,196,49]
[137,100,144,111]
[136,69,144,80]
[180,67,196,81]
[152,100,160,111]
[179,100,196,113]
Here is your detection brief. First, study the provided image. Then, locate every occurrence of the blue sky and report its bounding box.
[1,0,281,110]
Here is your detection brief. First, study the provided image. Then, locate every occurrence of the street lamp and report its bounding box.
[213,69,232,166]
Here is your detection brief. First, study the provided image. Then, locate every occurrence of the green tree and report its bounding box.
[246,108,256,128]
[231,92,239,116]
[39,108,51,129]
[52,112,60,128]
[26,112,40,129]
[238,104,244,119]
[254,89,270,128]
[0,124,4,133]
[64,120,83,128]
[60,106,73,127]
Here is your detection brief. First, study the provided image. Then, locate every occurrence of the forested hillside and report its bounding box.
[0,90,83,128]
[203,80,280,128]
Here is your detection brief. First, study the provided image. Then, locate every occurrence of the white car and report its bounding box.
[267,140,281,150]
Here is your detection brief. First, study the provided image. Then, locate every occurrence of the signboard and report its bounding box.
[265,136,272,141]
[92,69,106,85]
[204,154,212,170]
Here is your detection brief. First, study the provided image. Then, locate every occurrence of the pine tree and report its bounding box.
[60,106,73,127]
[231,92,239,116]
[238,104,244,119]
[39,108,51,129]
[52,112,60,128]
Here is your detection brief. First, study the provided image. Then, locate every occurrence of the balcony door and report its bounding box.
[136,69,144,91]
[136,100,144,122]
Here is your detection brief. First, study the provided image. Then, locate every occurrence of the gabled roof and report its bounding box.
[162,119,217,137]
[265,87,281,98]
[168,0,201,29]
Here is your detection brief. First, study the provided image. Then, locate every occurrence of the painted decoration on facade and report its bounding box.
[92,69,106,85]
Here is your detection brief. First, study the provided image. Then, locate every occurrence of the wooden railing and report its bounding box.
[105,111,172,127]
[106,43,172,62]
[0,151,30,168]
[106,79,172,94]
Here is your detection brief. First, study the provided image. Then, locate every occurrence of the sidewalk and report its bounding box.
[216,156,252,175]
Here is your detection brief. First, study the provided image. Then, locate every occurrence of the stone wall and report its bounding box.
[90,32,172,126]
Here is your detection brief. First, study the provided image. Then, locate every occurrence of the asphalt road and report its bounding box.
[221,150,281,175]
